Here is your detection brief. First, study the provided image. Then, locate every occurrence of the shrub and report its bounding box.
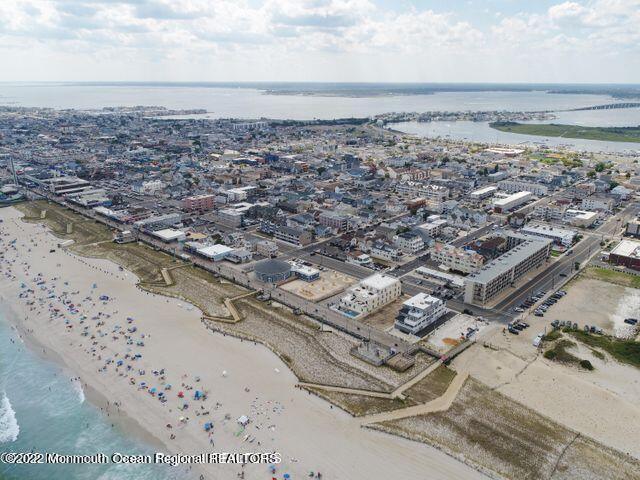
[579,360,594,371]
[544,350,557,360]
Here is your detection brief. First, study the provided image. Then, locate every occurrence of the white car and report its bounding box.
[533,333,544,348]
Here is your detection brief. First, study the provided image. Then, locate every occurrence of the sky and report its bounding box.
[0,0,639,83]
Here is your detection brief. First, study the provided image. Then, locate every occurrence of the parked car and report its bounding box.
[533,333,544,347]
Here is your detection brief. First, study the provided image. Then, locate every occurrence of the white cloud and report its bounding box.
[0,0,638,81]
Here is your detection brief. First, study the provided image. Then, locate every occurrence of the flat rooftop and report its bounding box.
[197,244,234,257]
[466,237,552,285]
[611,239,640,259]
[493,191,531,206]
[470,186,498,196]
[360,273,400,291]
[403,292,443,310]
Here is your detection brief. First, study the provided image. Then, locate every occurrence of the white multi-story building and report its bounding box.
[255,240,278,258]
[43,176,92,196]
[370,242,400,262]
[582,196,614,211]
[498,180,548,197]
[394,232,424,255]
[394,293,448,335]
[534,202,567,221]
[469,186,498,201]
[337,274,401,318]
[493,191,532,213]
[431,243,484,274]
[417,218,447,237]
[564,209,599,227]
[521,224,576,247]
[225,186,256,202]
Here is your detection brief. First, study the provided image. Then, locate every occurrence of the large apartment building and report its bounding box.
[464,235,552,305]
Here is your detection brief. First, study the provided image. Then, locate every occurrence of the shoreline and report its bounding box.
[0,300,169,455]
[0,207,483,480]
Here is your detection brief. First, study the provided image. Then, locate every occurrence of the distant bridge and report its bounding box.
[570,102,640,111]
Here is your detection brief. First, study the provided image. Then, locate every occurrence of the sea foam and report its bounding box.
[0,392,19,443]
[72,379,85,404]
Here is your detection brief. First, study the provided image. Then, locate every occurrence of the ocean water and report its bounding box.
[0,311,176,480]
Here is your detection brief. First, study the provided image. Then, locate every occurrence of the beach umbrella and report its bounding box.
[284,474,290,479]
[178,391,184,398]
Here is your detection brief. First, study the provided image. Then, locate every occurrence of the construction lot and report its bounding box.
[280,269,356,302]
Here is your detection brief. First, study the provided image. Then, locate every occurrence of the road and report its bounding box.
[493,202,638,314]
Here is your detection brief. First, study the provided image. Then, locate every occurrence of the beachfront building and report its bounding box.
[493,191,533,213]
[521,224,576,247]
[254,258,292,283]
[42,176,92,196]
[395,293,448,335]
[290,263,321,282]
[226,249,253,264]
[195,244,234,261]
[134,213,182,231]
[609,239,640,271]
[336,273,401,319]
[431,243,484,274]
[464,236,552,306]
[151,228,186,243]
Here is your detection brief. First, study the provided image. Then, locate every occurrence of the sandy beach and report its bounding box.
[0,206,484,480]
